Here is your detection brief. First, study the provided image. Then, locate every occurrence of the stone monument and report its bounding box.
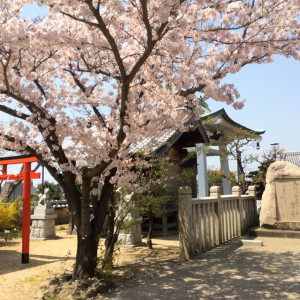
[30,188,57,239]
[260,161,300,230]
[117,193,142,247]
[118,220,142,247]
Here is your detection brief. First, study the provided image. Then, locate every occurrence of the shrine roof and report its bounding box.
[201,109,265,135]
[129,108,265,155]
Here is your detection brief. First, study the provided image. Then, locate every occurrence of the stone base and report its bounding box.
[118,224,142,246]
[30,218,57,239]
[30,205,57,239]
[118,241,144,248]
[262,222,300,231]
[30,235,59,241]
[33,206,53,216]
[249,226,300,239]
[67,229,77,235]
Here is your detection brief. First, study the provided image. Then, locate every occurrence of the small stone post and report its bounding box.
[210,186,221,245]
[232,186,242,235]
[247,186,256,197]
[178,186,192,260]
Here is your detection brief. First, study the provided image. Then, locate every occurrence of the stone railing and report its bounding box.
[178,185,257,260]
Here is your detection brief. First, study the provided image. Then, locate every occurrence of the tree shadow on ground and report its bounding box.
[0,250,75,276]
[0,241,20,247]
[151,235,179,241]
[108,240,300,300]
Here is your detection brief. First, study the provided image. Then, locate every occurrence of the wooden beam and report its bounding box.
[0,171,40,181]
[0,156,38,165]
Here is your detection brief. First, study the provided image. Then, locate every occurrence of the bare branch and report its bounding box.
[84,0,126,78]
[0,104,30,120]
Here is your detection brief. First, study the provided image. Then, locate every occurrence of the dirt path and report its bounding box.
[2,230,300,300]
[108,237,300,300]
[0,229,180,300]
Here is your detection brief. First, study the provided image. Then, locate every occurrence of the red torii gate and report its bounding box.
[0,155,40,264]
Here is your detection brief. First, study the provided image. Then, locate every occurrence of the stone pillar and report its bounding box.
[232,186,242,235]
[196,143,208,197]
[219,145,232,195]
[118,221,142,247]
[30,205,57,240]
[247,185,256,197]
[247,185,258,227]
[210,186,221,245]
[178,186,192,260]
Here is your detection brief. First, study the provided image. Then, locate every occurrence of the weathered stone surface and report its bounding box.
[117,193,142,247]
[32,206,55,217]
[260,161,300,230]
[118,223,142,247]
[240,239,263,246]
[30,205,57,240]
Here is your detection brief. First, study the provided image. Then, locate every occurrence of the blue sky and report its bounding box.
[206,55,300,171]
[209,55,300,154]
[3,4,300,183]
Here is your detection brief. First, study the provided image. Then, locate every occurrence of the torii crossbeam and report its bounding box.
[0,155,40,264]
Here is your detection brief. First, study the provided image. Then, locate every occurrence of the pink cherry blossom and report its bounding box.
[0,0,299,278]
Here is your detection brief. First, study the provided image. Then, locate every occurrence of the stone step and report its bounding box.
[240,239,263,246]
[249,226,300,239]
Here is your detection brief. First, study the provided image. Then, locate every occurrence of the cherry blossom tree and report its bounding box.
[0,0,299,278]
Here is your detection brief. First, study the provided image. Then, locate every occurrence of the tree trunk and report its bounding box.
[147,206,153,249]
[236,149,244,179]
[103,198,118,269]
[73,232,99,278]
[236,149,246,192]
[103,232,118,269]
[48,168,116,279]
[69,172,115,278]
[59,175,100,279]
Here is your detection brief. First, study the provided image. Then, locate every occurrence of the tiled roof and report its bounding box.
[283,152,300,167]
[129,108,265,155]
[129,128,178,154]
[64,108,263,157]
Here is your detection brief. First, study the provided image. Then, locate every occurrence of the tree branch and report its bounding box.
[83,0,126,78]
[0,104,30,120]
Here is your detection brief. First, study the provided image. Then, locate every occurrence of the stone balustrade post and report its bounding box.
[210,186,220,198]
[178,186,192,260]
[232,186,242,235]
[247,185,258,227]
[247,185,256,197]
[210,186,221,245]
